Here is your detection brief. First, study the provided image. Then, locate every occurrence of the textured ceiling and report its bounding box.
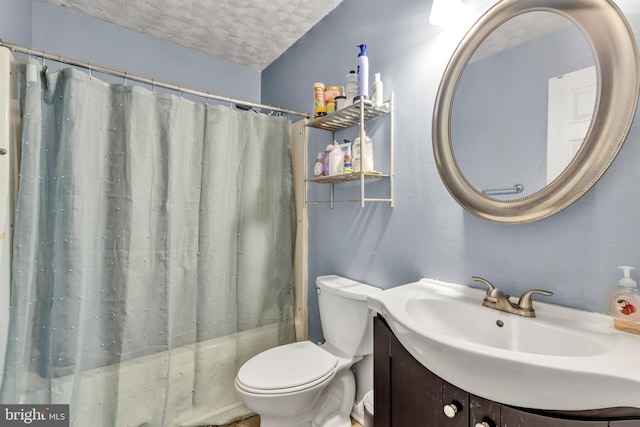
[37,0,343,71]
[471,12,572,63]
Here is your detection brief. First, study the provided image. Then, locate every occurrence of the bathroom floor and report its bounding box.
[209,415,363,426]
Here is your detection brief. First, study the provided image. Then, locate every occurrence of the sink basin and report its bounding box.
[368,278,640,411]
[405,297,610,357]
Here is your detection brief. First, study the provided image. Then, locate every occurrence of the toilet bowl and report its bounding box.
[235,275,381,427]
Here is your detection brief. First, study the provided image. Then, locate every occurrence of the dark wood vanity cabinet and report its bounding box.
[373,314,467,426]
[373,316,640,427]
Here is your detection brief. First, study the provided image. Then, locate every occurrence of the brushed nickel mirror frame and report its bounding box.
[433,0,640,224]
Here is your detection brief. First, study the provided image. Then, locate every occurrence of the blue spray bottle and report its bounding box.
[356,44,369,100]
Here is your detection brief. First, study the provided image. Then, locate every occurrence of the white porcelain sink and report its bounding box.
[368,278,640,411]
[405,297,610,357]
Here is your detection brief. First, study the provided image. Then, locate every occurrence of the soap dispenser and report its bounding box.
[610,266,640,335]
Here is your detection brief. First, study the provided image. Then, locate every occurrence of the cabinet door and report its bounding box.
[501,406,608,427]
[442,380,469,427]
[610,422,640,427]
[388,328,442,425]
[374,316,468,426]
[470,394,501,427]
[374,316,391,427]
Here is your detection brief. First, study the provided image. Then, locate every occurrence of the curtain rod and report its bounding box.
[0,40,310,119]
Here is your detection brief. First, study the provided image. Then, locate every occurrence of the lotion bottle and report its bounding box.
[339,140,352,172]
[370,73,384,107]
[610,265,640,335]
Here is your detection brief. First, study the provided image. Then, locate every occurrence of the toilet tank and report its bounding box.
[316,275,382,356]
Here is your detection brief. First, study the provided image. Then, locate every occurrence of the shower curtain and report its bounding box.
[1,60,296,426]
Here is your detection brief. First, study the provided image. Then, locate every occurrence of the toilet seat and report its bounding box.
[236,341,338,395]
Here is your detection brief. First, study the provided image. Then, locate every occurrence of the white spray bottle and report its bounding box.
[356,44,369,100]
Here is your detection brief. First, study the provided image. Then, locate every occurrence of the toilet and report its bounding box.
[235,275,381,427]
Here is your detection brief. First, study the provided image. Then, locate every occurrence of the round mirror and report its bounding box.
[451,11,597,201]
[433,0,640,223]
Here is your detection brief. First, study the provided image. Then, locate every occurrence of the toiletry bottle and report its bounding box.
[370,73,384,107]
[313,153,324,177]
[356,44,369,100]
[609,265,640,335]
[329,143,345,175]
[323,144,334,176]
[313,82,326,119]
[324,86,340,115]
[353,131,374,172]
[345,71,358,105]
[339,140,352,172]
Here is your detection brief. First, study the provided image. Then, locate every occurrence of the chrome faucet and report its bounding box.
[472,276,553,318]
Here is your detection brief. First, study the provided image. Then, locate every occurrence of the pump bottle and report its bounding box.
[610,265,640,335]
[356,44,369,100]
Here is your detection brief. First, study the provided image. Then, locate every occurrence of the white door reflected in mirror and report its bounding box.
[547,66,597,184]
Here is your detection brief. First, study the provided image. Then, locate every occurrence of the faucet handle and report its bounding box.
[472,276,498,301]
[517,289,553,310]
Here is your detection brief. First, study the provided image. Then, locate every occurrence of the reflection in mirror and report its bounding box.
[433,0,639,223]
[450,12,597,200]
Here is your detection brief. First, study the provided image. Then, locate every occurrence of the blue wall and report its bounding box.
[262,0,640,343]
[0,0,260,102]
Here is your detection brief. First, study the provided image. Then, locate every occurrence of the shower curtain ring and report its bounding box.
[179,85,183,98]
[123,72,128,86]
[152,80,156,93]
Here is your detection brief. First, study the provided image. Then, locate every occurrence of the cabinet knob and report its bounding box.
[475,422,492,427]
[443,403,459,418]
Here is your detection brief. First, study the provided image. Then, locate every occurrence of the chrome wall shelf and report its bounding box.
[304,93,394,208]
[307,102,391,132]
[307,172,388,184]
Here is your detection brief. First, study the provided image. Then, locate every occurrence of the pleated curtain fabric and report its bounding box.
[1,60,295,426]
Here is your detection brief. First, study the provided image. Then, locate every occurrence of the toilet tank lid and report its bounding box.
[316,275,382,301]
